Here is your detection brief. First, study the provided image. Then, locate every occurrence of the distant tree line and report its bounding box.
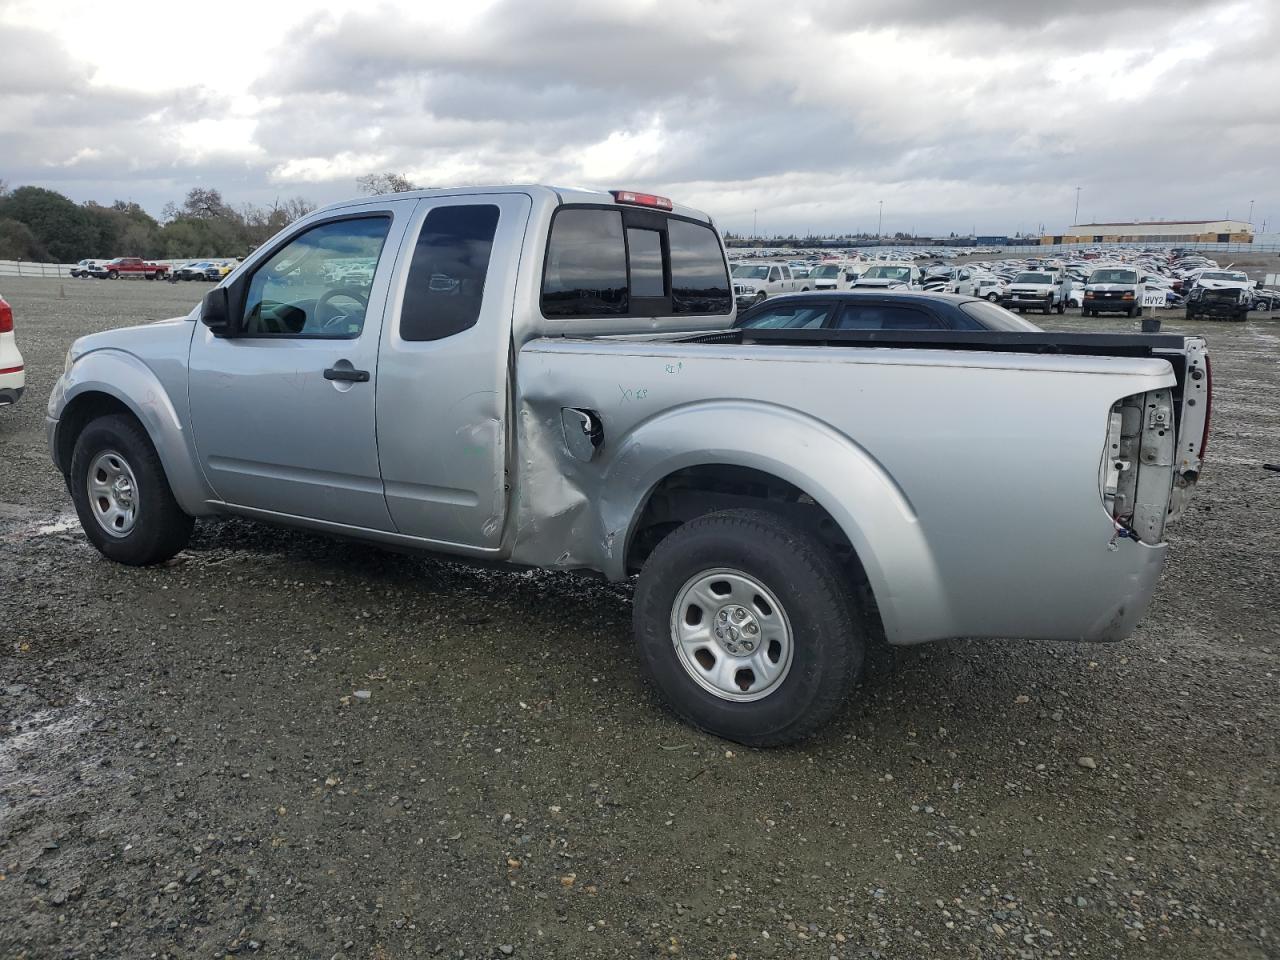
[0,172,421,262]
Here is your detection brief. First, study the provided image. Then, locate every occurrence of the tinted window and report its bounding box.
[627,228,665,298]
[735,304,832,329]
[242,217,390,338]
[836,304,945,330]
[400,205,499,342]
[542,209,627,317]
[670,220,730,314]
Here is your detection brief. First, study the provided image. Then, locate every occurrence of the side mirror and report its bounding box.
[200,283,242,337]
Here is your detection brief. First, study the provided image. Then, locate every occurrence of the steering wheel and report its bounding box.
[313,286,370,332]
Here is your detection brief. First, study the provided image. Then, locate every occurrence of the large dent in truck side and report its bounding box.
[509,391,954,646]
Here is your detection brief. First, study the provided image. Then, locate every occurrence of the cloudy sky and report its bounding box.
[1,0,1276,236]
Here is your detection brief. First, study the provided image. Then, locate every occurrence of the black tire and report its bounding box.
[755,292,767,305]
[633,508,864,747]
[69,414,193,566]
[107,270,118,280]
[1135,306,1143,318]
[985,292,999,302]
[1186,310,1196,321]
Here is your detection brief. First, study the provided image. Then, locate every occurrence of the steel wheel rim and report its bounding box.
[670,567,794,702]
[86,449,139,538]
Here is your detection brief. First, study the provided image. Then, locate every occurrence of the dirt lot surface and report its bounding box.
[1,277,1277,960]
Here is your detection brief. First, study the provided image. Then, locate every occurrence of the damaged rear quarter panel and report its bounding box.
[509,338,1180,645]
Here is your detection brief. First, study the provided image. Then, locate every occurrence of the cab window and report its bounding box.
[241,217,390,338]
[400,205,500,341]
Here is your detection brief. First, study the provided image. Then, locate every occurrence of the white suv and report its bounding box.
[0,294,24,407]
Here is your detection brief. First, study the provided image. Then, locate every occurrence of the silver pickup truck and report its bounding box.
[47,185,1212,745]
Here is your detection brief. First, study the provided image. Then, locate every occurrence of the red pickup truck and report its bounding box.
[90,257,170,280]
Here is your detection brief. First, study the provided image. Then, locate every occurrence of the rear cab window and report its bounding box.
[540,206,731,320]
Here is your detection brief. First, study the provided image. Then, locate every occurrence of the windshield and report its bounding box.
[1200,271,1247,282]
[959,301,1043,331]
[732,265,770,280]
[863,266,910,280]
[811,265,841,279]
[1014,272,1052,284]
[1089,269,1137,284]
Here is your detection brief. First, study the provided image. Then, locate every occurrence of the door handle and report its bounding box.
[323,366,370,383]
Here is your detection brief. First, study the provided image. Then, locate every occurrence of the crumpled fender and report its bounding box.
[49,349,213,515]
[597,399,953,645]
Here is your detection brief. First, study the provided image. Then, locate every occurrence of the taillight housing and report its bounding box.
[0,297,13,334]
[1199,353,1212,463]
[611,190,674,210]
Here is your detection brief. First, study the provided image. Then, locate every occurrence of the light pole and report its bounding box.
[753,208,758,243]
[1074,186,1081,225]
[877,200,883,241]
[1248,199,1255,223]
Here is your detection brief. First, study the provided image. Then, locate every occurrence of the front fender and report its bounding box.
[598,400,953,645]
[49,349,213,515]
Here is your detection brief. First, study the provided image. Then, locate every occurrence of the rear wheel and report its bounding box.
[633,509,864,746]
[69,414,193,565]
[985,292,999,302]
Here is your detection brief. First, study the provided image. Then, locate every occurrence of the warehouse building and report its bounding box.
[1042,220,1254,245]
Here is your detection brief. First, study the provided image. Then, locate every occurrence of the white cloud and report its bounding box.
[0,0,1276,232]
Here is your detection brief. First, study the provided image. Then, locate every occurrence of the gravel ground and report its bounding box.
[1,277,1277,960]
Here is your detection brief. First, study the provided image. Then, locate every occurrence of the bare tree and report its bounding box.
[182,187,230,220]
[356,172,419,195]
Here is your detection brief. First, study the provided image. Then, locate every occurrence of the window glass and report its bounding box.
[781,267,791,280]
[959,301,1042,331]
[242,217,390,338]
[542,209,627,317]
[400,205,500,342]
[835,304,945,330]
[627,228,665,298]
[768,267,781,282]
[669,220,730,314]
[735,304,832,329]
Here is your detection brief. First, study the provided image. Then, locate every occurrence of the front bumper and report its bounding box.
[1083,294,1137,312]
[1189,297,1247,317]
[1003,294,1051,308]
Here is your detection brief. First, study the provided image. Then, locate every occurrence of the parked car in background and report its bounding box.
[731,262,805,306]
[1004,270,1068,314]
[90,257,170,280]
[1083,267,1143,317]
[70,259,108,278]
[806,262,854,291]
[0,294,24,407]
[173,261,218,282]
[1186,283,1250,321]
[851,262,921,290]
[734,291,1042,332]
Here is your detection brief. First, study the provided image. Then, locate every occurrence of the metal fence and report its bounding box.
[0,259,211,279]
[0,259,78,278]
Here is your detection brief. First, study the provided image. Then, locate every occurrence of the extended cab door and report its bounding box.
[374,192,532,549]
[187,201,413,529]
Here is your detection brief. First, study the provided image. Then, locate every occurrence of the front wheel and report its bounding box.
[986,292,1000,302]
[69,414,194,565]
[633,509,864,746]
[107,270,118,280]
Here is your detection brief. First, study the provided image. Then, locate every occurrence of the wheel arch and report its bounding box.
[599,400,953,644]
[52,353,212,515]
